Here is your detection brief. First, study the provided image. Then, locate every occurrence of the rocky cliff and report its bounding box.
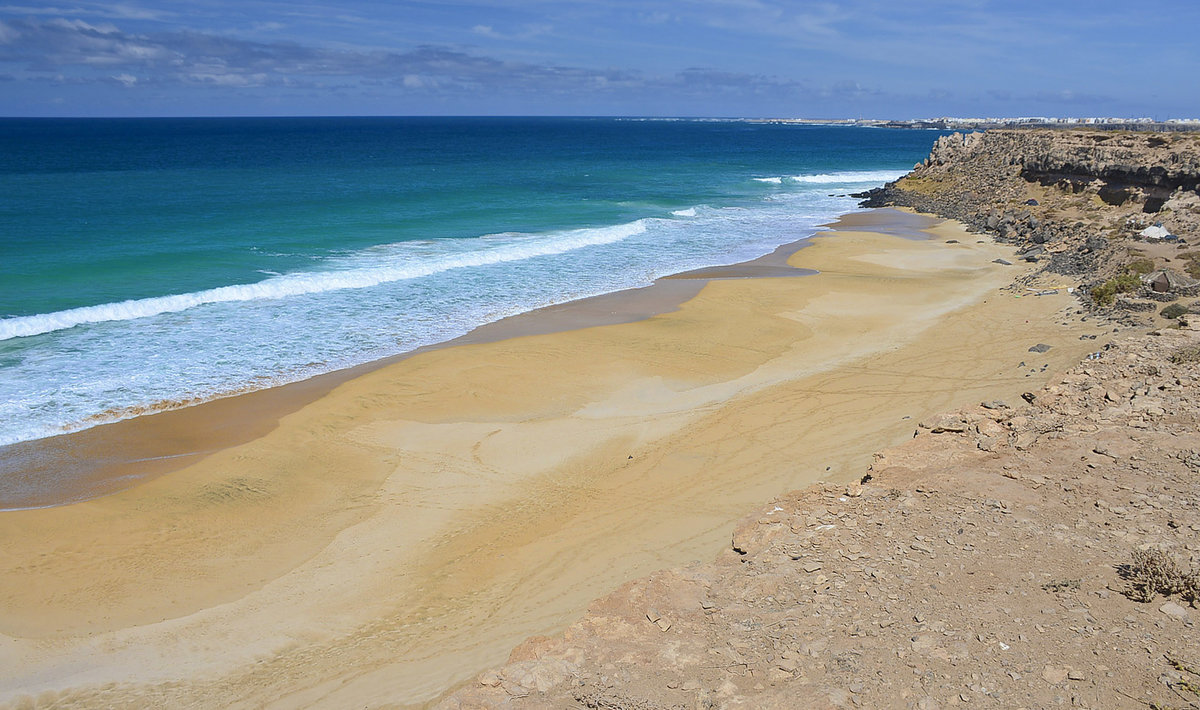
[861,130,1200,305]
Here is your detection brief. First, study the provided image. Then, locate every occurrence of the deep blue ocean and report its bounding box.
[0,117,944,446]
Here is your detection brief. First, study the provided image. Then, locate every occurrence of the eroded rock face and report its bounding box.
[1016,131,1200,193]
[438,326,1200,710]
[919,130,1200,200]
[860,129,1200,285]
[922,130,1200,193]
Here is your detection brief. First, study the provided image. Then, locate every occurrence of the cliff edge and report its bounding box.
[862,129,1200,316]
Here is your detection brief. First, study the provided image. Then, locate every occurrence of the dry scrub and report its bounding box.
[1122,547,1199,605]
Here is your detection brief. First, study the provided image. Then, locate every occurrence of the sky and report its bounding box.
[0,0,1197,118]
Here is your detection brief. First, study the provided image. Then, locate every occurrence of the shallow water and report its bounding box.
[0,117,945,445]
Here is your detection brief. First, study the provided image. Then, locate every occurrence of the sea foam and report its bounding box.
[0,220,649,341]
[752,170,906,186]
[788,170,908,184]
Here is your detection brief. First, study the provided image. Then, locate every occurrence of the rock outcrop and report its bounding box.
[860,130,1200,300]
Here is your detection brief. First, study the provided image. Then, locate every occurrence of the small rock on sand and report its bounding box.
[1159,601,1190,620]
[1042,665,1068,684]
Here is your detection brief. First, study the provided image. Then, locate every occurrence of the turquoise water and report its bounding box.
[0,117,944,446]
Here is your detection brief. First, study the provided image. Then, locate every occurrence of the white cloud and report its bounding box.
[188,71,268,87]
[45,18,121,34]
[0,3,170,20]
[470,22,552,41]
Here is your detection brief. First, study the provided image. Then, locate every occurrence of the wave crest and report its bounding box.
[788,170,907,184]
[754,170,907,186]
[0,220,649,341]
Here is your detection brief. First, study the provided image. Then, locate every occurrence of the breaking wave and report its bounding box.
[0,220,649,341]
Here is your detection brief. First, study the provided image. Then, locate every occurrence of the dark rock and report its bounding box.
[1028,343,1052,353]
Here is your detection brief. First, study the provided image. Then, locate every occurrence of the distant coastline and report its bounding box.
[750,116,1200,132]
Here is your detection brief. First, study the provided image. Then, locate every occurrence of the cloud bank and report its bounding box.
[0,1,1194,117]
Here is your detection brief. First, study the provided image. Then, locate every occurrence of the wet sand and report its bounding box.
[0,210,1112,709]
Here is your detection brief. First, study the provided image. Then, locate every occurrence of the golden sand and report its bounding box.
[0,211,1112,708]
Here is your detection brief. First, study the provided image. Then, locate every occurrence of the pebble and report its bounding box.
[1159,601,1190,620]
[1042,665,1069,684]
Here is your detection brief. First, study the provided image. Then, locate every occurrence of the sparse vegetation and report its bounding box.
[1092,273,1143,306]
[1177,251,1200,280]
[1153,655,1200,709]
[1169,344,1200,364]
[1128,258,1156,275]
[1042,579,1081,593]
[1121,547,1199,604]
[1161,303,1189,320]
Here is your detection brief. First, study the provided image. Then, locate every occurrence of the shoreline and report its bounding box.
[0,209,839,512]
[438,127,1200,709]
[0,208,1114,708]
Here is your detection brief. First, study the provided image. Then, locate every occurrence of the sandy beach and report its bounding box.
[0,209,1113,709]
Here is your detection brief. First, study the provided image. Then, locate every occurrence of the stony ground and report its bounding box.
[439,325,1200,710]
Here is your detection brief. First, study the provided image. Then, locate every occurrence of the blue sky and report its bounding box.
[0,0,1196,118]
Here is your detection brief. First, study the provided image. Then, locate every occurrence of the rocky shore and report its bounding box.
[860,129,1200,315]
[438,129,1200,709]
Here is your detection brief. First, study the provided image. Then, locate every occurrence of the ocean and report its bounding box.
[0,117,944,447]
